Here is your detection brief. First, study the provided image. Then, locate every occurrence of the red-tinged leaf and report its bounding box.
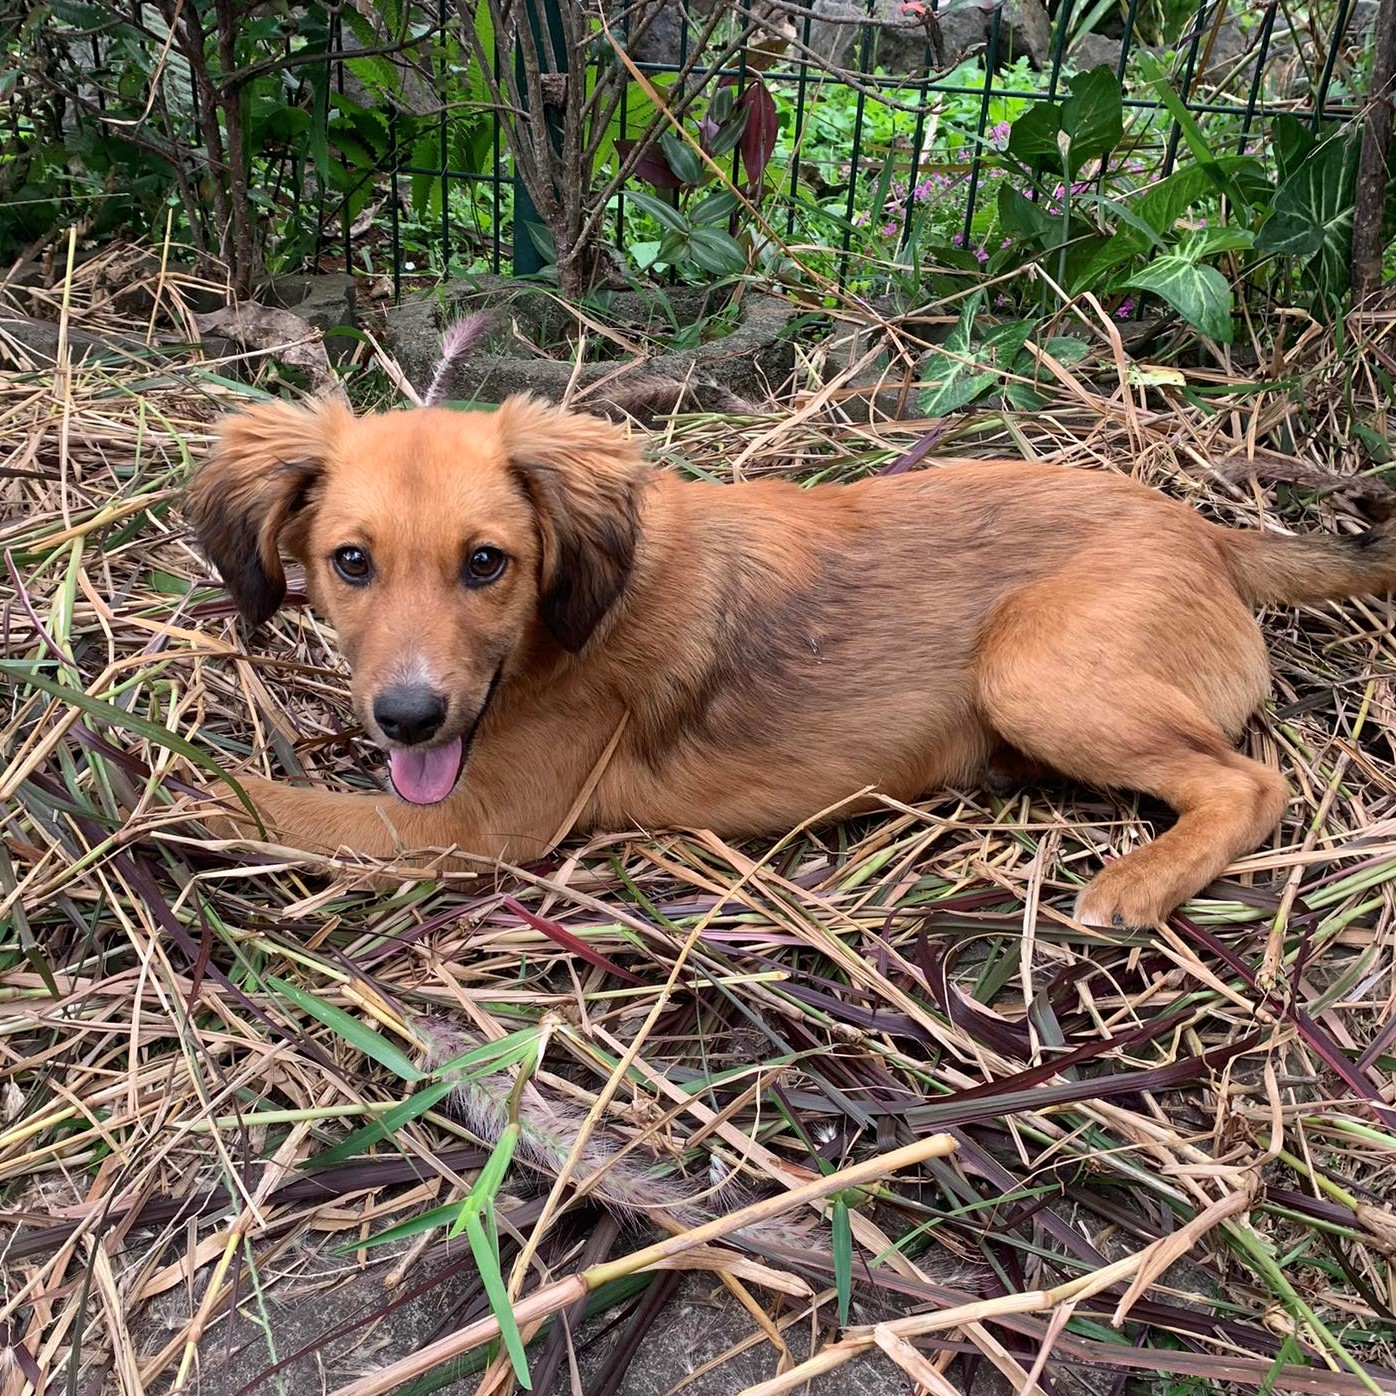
[616,138,682,190]
[499,896,642,983]
[917,935,1034,1058]
[777,979,936,1043]
[1174,913,1396,1128]
[737,79,778,194]
[904,1031,1264,1131]
[880,423,952,474]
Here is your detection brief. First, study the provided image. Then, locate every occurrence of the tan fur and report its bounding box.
[185,398,1396,928]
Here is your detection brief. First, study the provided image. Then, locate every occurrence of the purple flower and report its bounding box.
[1115,297,1135,319]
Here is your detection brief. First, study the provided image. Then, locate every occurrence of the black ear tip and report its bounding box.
[221,554,286,627]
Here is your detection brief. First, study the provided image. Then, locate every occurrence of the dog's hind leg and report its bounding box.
[976,577,1288,928]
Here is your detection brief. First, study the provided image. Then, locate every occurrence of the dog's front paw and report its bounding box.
[1073,861,1173,930]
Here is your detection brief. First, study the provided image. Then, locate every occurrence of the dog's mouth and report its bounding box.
[383,667,502,806]
[388,738,466,806]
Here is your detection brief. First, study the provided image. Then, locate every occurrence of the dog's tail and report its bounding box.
[1220,508,1396,607]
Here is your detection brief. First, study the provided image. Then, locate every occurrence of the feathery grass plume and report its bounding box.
[419,1017,825,1255]
[423,311,493,407]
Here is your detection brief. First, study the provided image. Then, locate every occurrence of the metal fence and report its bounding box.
[3,0,1370,294]
[310,0,1366,296]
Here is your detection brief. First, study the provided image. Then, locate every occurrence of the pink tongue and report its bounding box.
[388,737,463,805]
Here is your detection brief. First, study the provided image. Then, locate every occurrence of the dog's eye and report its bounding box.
[332,545,373,585]
[464,546,507,587]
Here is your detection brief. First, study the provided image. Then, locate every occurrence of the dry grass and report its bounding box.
[2,245,1396,1396]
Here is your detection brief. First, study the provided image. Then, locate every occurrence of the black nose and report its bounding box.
[373,685,447,745]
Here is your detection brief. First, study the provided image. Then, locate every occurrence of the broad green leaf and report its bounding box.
[919,295,997,415]
[656,229,689,266]
[266,976,425,1082]
[1124,256,1234,341]
[706,103,750,159]
[524,220,557,266]
[1272,112,1316,185]
[690,190,740,226]
[625,188,689,234]
[1005,337,1091,411]
[1256,210,1323,258]
[918,298,1039,415]
[1007,102,1063,173]
[1131,162,1229,240]
[919,364,1000,417]
[687,226,747,275]
[660,130,703,186]
[1061,66,1123,175]
[1175,226,1254,260]
[832,1199,854,1328]
[1255,130,1358,310]
[998,184,1056,244]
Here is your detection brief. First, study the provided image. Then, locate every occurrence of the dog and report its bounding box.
[185,394,1396,928]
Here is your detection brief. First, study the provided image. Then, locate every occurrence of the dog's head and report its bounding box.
[185,396,649,805]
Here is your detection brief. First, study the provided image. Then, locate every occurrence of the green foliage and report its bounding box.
[917,292,1091,416]
[1123,257,1235,342]
[0,1,498,281]
[1254,115,1360,313]
[619,78,778,283]
[0,4,1371,332]
[1007,67,1123,180]
[953,67,1359,348]
[626,189,748,277]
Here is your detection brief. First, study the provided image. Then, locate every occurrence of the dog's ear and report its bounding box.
[497,396,651,653]
[186,399,350,625]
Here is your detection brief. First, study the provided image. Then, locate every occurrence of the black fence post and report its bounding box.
[513,0,568,277]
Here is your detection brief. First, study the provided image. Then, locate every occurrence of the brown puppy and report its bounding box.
[186,396,1396,927]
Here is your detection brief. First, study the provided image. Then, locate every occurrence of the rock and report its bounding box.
[934,3,994,65]
[194,302,340,396]
[266,272,359,363]
[808,0,932,71]
[625,0,688,66]
[1197,16,1255,87]
[384,275,798,415]
[0,314,156,368]
[336,18,437,118]
[1001,0,1051,67]
[806,0,1055,74]
[1068,31,1124,74]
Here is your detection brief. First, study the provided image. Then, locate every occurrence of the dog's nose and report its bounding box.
[373,685,448,745]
